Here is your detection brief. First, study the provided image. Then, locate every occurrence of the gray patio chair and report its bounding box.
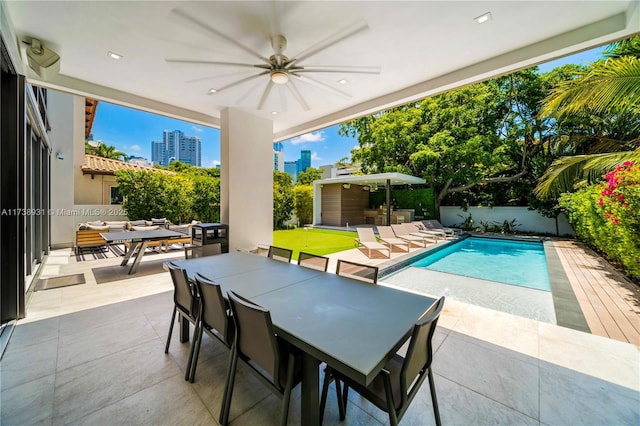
[267,245,293,263]
[184,242,222,259]
[298,251,329,272]
[336,259,379,284]
[187,273,234,383]
[220,291,302,426]
[321,296,446,426]
[164,261,200,381]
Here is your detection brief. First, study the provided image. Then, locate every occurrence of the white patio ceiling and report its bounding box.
[2,1,638,140]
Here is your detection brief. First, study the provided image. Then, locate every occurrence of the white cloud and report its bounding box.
[290,131,325,145]
[191,126,204,133]
[210,160,221,167]
[311,152,322,162]
[129,144,142,152]
[352,144,360,150]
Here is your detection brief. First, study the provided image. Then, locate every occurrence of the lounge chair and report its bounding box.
[377,226,410,252]
[355,227,391,258]
[390,224,431,247]
[422,219,462,236]
[405,222,444,241]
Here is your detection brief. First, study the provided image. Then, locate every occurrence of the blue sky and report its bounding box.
[91,45,606,169]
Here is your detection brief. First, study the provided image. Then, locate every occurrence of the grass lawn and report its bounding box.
[273,228,358,261]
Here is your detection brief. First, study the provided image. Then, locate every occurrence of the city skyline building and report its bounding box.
[151,129,201,166]
[298,150,311,174]
[284,161,298,182]
[273,142,284,172]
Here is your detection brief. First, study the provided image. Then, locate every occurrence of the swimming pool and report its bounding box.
[410,237,550,291]
[381,235,557,323]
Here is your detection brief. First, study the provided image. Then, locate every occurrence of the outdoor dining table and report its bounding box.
[171,251,436,425]
[101,229,185,275]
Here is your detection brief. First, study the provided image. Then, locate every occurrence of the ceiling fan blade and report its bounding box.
[294,66,381,75]
[290,73,352,99]
[289,20,369,65]
[165,59,269,69]
[214,71,269,93]
[170,8,271,65]
[257,81,275,110]
[286,79,310,111]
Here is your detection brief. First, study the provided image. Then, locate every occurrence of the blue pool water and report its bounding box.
[410,237,551,291]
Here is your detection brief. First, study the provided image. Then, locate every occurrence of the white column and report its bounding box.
[48,91,84,248]
[312,182,322,225]
[220,108,273,251]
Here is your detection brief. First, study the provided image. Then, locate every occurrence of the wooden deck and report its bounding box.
[540,240,640,346]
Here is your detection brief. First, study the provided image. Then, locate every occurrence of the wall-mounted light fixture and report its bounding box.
[342,183,351,189]
[362,185,370,191]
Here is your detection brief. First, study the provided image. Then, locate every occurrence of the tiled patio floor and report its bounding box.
[1,245,639,425]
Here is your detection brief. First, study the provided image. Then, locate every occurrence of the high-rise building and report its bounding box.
[151,140,165,165]
[284,161,298,182]
[273,142,284,171]
[179,135,201,166]
[151,130,201,166]
[298,150,311,174]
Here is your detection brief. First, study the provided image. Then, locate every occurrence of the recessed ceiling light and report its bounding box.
[338,79,348,84]
[208,88,217,94]
[474,12,492,24]
[271,111,278,115]
[107,51,123,60]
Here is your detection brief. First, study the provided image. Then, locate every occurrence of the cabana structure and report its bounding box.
[313,172,425,227]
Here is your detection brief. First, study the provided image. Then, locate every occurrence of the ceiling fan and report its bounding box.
[165,8,380,112]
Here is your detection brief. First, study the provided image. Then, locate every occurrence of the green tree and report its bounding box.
[190,174,221,222]
[535,36,640,198]
[341,77,532,215]
[293,185,313,225]
[296,167,323,185]
[85,142,128,161]
[273,171,294,229]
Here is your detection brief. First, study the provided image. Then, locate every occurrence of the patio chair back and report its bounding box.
[356,227,377,242]
[167,261,198,318]
[195,274,233,346]
[221,291,301,425]
[336,259,379,284]
[298,252,329,272]
[185,243,222,259]
[165,261,200,380]
[187,273,234,382]
[267,245,293,263]
[377,226,396,239]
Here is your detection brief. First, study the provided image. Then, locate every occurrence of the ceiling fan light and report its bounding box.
[270,71,289,84]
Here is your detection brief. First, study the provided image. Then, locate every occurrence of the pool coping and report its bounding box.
[378,233,590,333]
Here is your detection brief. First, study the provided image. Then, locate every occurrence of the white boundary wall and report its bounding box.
[440,206,575,236]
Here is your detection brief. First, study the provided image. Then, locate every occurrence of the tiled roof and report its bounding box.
[81,154,175,176]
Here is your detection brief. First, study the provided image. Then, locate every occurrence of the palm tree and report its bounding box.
[85,142,128,161]
[535,37,640,198]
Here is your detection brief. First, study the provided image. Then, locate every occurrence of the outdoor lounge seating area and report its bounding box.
[75,219,195,254]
